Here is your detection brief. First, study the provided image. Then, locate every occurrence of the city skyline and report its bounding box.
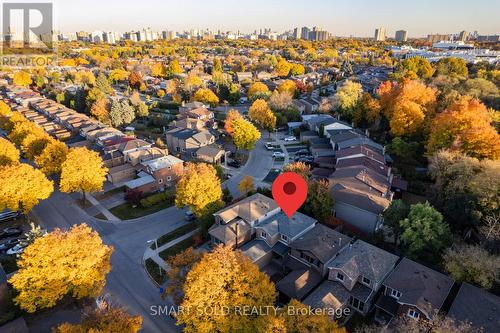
[50,0,500,37]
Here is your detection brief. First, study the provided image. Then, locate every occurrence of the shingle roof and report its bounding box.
[141,155,183,171]
[328,240,399,283]
[383,258,454,319]
[214,193,278,224]
[276,269,323,300]
[255,211,316,239]
[448,282,500,333]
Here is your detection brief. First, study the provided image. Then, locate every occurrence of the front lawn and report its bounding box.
[110,201,172,220]
[159,237,195,260]
[153,223,198,249]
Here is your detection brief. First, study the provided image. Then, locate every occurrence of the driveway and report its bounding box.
[32,190,185,333]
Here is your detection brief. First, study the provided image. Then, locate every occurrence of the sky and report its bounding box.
[48,0,500,37]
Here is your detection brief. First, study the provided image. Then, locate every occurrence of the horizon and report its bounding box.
[47,0,499,37]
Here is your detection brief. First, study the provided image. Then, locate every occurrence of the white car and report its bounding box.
[7,244,24,255]
[272,152,286,158]
[284,136,297,142]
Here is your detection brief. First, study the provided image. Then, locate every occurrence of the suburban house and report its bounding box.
[374,258,454,326]
[165,128,216,156]
[276,224,352,301]
[195,145,226,164]
[124,155,184,193]
[236,72,253,82]
[126,147,168,166]
[447,282,500,333]
[304,240,399,317]
[209,194,280,248]
[179,101,206,114]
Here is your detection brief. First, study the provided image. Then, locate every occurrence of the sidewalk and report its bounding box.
[86,194,120,221]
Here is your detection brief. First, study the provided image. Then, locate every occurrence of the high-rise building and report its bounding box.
[395,30,408,42]
[76,31,91,42]
[458,30,468,41]
[103,32,116,44]
[300,27,310,40]
[374,27,386,41]
[427,34,450,43]
[293,27,300,39]
[309,27,329,41]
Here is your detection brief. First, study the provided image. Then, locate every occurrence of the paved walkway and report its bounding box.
[86,194,120,221]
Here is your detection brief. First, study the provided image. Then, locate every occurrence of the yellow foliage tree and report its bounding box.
[378,79,437,136]
[249,99,276,132]
[232,117,261,150]
[175,163,223,217]
[0,137,20,166]
[9,224,113,313]
[0,163,53,213]
[35,139,68,175]
[281,299,345,333]
[21,133,52,160]
[60,147,108,201]
[13,71,32,86]
[247,82,269,100]
[428,96,500,160]
[177,245,277,333]
[8,120,45,146]
[184,74,204,93]
[276,59,292,77]
[239,176,254,195]
[193,88,219,107]
[277,80,297,96]
[90,98,110,124]
[284,162,311,180]
[151,62,167,78]
[224,109,243,136]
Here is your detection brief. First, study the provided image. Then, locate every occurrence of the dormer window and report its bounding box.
[261,231,267,239]
[337,272,344,282]
[361,276,371,286]
[281,235,289,242]
[390,289,402,299]
[408,309,419,319]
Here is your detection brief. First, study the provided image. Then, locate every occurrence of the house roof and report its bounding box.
[448,282,500,333]
[124,175,155,189]
[208,219,251,243]
[303,280,350,314]
[336,145,385,164]
[330,166,390,195]
[255,211,317,239]
[141,155,183,171]
[336,156,389,177]
[196,145,225,159]
[214,193,278,224]
[290,224,352,264]
[383,257,454,319]
[240,239,272,263]
[328,240,399,284]
[127,147,167,161]
[119,139,151,152]
[330,183,390,215]
[191,131,215,145]
[276,269,323,300]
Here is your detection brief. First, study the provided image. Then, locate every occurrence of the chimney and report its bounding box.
[338,237,342,246]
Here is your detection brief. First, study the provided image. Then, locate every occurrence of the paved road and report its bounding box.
[223,135,275,198]
[32,190,186,333]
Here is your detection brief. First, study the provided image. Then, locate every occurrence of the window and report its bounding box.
[300,253,315,265]
[167,176,172,181]
[281,235,289,242]
[158,179,163,184]
[351,298,365,312]
[337,272,344,282]
[362,276,371,286]
[390,289,402,299]
[261,231,267,239]
[408,309,419,319]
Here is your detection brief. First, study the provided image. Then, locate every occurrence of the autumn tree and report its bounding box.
[35,139,68,175]
[224,109,243,136]
[183,74,204,93]
[284,162,311,180]
[443,243,500,289]
[95,72,114,94]
[435,57,468,78]
[277,80,297,96]
[109,99,135,127]
[90,97,110,123]
[10,224,113,313]
[239,176,255,195]
[334,80,363,119]
[304,180,334,224]
[0,137,20,166]
[378,79,437,136]
[352,93,382,128]
[13,71,32,86]
[280,299,344,333]
[60,147,108,202]
[247,82,270,100]
[109,69,130,83]
[168,59,183,76]
[151,62,167,78]
[392,57,434,80]
[21,133,52,160]
[268,91,293,112]
[128,71,143,90]
[193,88,219,107]
[290,63,305,76]
[163,247,201,305]
[176,246,276,333]
[232,118,261,150]
[54,302,142,333]
[249,99,276,133]
[400,202,451,261]
[276,59,292,77]
[175,163,223,217]
[428,96,500,160]
[0,163,53,213]
[8,120,46,146]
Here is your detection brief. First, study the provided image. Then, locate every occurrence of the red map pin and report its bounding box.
[272,172,308,218]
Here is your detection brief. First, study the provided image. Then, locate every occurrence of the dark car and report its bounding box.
[0,227,23,239]
[0,210,20,223]
[0,238,20,252]
[295,149,312,157]
[227,160,241,168]
[297,157,318,167]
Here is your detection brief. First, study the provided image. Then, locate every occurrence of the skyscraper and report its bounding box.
[300,27,310,40]
[374,27,386,41]
[458,30,468,41]
[395,30,408,42]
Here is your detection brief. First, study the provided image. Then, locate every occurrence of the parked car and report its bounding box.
[297,157,318,167]
[0,210,20,223]
[7,244,24,255]
[284,136,297,142]
[227,160,241,168]
[0,227,23,239]
[295,149,311,157]
[265,142,277,150]
[0,238,19,252]
[272,152,286,158]
[185,211,196,222]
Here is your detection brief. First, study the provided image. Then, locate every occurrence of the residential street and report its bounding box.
[32,190,186,333]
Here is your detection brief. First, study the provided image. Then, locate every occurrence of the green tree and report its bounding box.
[95,72,114,94]
[400,202,451,261]
[383,200,410,247]
[435,57,468,78]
